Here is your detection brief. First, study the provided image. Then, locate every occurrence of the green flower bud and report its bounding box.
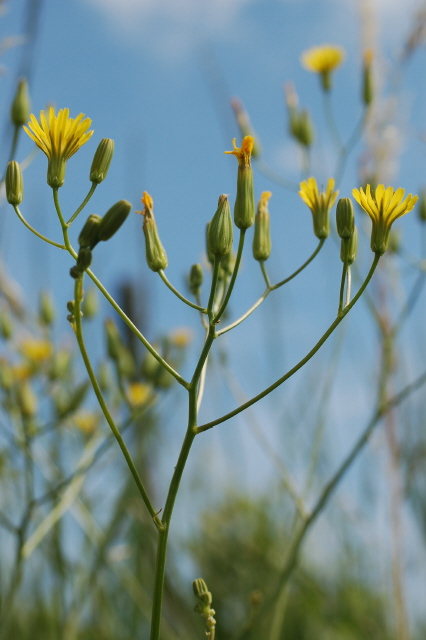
[225,137,255,229]
[69,266,81,279]
[105,318,122,360]
[362,50,374,106]
[16,381,38,417]
[193,578,210,601]
[418,189,426,223]
[5,161,24,205]
[78,214,102,249]
[137,192,168,272]
[98,199,131,242]
[388,229,401,254]
[82,288,98,318]
[90,138,114,184]
[297,110,314,147]
[336,197,355,239]
[10,78,30,126]
[207,194,233,259]
[189,264,203,295]
[0,310,13,340]
[0,358,14,390]
[205,223,215,265]
[39,290,55,326]
[76,248,92,272]
[253,192,272,261]
[49,349,72,380]
[55,382,89,418]
[340,226,358,265]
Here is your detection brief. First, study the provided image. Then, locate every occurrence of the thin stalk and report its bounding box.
[158,269,207,313]
[13,205,66,249]
[66,182,97,225]
[73,275,162,531]
[345,266,352,307]
[271,239,325,290]
[323,91,341,150]
[207,259,221,317]
[260,260,271,288]
[198,254,380,432]
[338,262,348,315]
[213,229,246,323]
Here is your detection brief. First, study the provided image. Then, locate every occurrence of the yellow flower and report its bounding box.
[169,328,192,348]
[74,412,100,435]
[18,338,53,363]
[301,45,345,90]
[299,177,338,239]
[224,136,254,167]
[352,184,418,254]
[127,382,151,408]
[24,107,93,187]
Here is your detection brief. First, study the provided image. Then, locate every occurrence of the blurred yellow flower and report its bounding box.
[24,107,93,187]
[301,45,345,90]
[170,328,192,348]
[299,177,338,239]
[352,184,418,254]
[12,363,33,381]
[74,412,100,435]
[18,338,53,363]
[127,382,151,407]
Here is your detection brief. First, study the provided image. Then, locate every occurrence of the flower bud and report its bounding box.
[105,318,122,361]
[225,137,255,229]
[296,110,314,147]
[336,197,355,239]
[193,578,211,603]
[362,49,374,106]
[207,194,233,259]
[418,189,426,223]
[205,223,215,265]
[90,138,114,184]
[39,290,55,326]
[10,78,30,126]
[78,214,102,249]
[388,229,401,254]
[340,226,358,265]
[253,191,272,261]
[5,161,24,205]
[189,264,203,295]
[16,381,38,417]
[0,310,13,340]
[76,248,92,272]
[137,192,168,272]
[82,288,98,318]
[98,200,131,242]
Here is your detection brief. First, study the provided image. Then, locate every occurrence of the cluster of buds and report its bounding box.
[193,578,216,640]
[71,200,131,278]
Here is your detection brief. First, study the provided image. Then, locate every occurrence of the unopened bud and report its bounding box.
[193,578,210,601]
[362,49,374,106]
[0,310,13,340]
[105,318,122,360]
[207,194,233,259]
[39,290,55,326]
[340,226,358,265]
[418,189,426,223]
[82,288,98,318]
[253,192,272,261]
[98,199,131,242]
[388,229,401,254]
[16,381,38,417]
[336,198,355,238]
[5,161,24,205]
[10,78,30,126]
[189,264,203,294]
[296,110,314,147]
[90,138,114,184]
[78,214,102,249]
[76,248,92,272]
[137,192,168,272]
[225,137,255,229]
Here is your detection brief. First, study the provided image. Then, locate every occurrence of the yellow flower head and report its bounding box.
[74,412,100,436]
[352,184,418,254]
[299,177,338,239]
[301,45,345,90]
[18,338,53,363]
[24,107,93,187]
[127,382,151,408]
[224,136,254,168]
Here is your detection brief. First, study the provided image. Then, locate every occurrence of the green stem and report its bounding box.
[207,259,221,317]
[213,229,246,323]
[338,262,348,316]
[260,261,271,288]
[67,182,97,225]
[150,265,220,639]
[198,254,380,432]
[13,205,66,249]
[73,275,162,530]
[158,270,207,313]
[323,91,341,150]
